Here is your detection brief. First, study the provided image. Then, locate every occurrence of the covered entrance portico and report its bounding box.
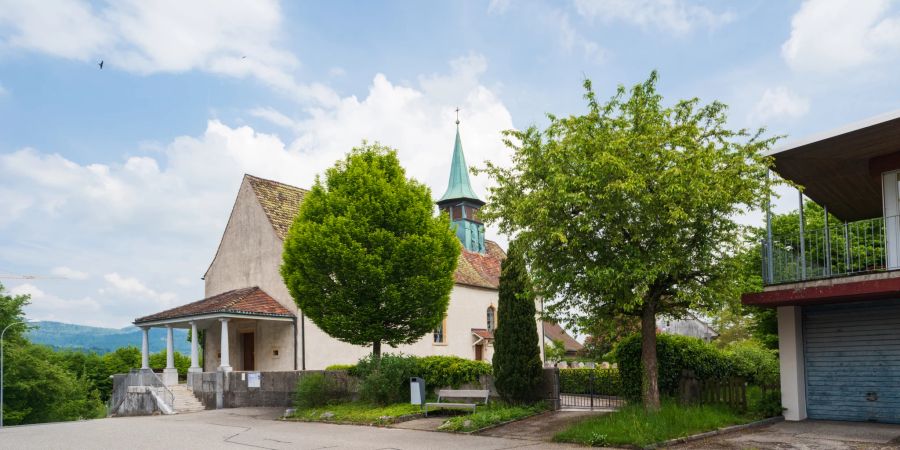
[133,287,297,385]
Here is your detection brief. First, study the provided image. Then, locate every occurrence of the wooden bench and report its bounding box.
[424,389,490,416]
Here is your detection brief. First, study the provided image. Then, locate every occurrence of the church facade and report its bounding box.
[133,127,550,379]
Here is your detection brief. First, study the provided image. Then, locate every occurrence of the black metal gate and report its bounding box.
[558,368,624,410]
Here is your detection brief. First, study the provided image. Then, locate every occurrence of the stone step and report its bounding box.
[168,384,206,413]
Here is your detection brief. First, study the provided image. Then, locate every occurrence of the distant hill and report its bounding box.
[27,321,191,355]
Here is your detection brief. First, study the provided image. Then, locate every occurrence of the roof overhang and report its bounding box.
[769,109,900,221]
[134,311,294,328]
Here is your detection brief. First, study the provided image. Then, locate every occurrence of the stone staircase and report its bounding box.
[169,384,206,413]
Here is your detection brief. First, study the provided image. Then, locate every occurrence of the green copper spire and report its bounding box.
[438,126,482,203]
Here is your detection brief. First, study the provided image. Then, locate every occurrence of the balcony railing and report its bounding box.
[761,215,896,285]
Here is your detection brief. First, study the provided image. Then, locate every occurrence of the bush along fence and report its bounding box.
[558,368,624,409]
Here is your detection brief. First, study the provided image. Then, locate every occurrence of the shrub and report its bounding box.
[614,334,733,400]
[724,340,779,386]
[559,368,621,396]
[149,350,191,375]
[325,364,355,371]
[295,373,330,408]
[355,354,419,405]
[416,356,491,391]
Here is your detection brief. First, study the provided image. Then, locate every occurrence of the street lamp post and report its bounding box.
[1,321,25,429]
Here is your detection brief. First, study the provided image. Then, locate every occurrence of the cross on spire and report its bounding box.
[455,107,460,125]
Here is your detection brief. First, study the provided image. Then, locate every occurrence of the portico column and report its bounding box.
[188,321,201,373]
[162,325,179,385]
[141,327,150,369]
[219,318,232,372]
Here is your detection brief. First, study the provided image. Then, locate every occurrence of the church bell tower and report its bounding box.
[436,118,486,253]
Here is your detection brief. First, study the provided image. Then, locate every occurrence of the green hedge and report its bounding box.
[415,355,491,389]
[559,368,621,396]
[614,334,735,401]
[325,364,355,371]
[345,354,492,404]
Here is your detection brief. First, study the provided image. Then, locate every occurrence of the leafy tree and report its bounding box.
[492,241,543,404]
[1,283,105,424]
[281,143,460,358]
[478,72,777,410]
[543,339,566,364]
[580,314,640,361]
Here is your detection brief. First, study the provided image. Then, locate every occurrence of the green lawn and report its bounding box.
[438,402,547,432]
[553,401,754,447]
[289,402,423,425]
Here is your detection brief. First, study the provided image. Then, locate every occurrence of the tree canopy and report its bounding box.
[478,72,778,410]
[281,143,461,357]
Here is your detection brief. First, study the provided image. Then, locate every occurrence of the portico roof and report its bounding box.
[134,287,293,325]
[769,109,900,221]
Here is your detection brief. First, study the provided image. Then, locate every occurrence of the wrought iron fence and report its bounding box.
[108,369,175,415]
[762,215,894,285]
[558,368,625,409]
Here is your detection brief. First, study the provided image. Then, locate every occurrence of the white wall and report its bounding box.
[777,305,807,421]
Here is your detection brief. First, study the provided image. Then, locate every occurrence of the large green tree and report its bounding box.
[492,241,543,404]
[478,72,777,410]
[1,283,105,425]
[281,143,460,358]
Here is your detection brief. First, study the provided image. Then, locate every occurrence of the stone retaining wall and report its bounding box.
[187,368,560,410]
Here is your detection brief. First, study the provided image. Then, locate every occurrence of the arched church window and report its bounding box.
[487,306,496,332]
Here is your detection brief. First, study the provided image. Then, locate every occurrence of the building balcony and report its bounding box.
[761,215,899,286]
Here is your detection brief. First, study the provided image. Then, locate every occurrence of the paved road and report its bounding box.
[0,407,584,450]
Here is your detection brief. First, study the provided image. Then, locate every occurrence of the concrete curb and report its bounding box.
[641,416,784,450]
[280,411,427,427]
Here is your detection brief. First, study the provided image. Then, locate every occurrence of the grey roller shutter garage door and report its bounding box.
[803,299,900,423]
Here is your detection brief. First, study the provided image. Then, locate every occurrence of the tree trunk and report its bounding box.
[373,340,381,369]
[641,300,661,412]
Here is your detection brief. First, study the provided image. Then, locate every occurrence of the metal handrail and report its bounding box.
[762,215,894,285]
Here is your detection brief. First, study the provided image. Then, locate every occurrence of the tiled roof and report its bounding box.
[246,174,506,290]
[245,174,309,240]
[134,287,293,323]
[543,321,584,352]
[472,328,494,340]
[455,240,505,289]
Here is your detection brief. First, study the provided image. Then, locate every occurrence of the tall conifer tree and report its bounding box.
[492,240,543,404]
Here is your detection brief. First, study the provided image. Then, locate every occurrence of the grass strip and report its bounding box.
[438,402,547,432]
[553,401,754,447]
[290,402,422,425]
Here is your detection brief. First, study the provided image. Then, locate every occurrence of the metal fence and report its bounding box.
[762,215,894,285]
[108,369,175,415]
[558,368,625,410]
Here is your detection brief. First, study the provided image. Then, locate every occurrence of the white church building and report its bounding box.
[133,126,554,383]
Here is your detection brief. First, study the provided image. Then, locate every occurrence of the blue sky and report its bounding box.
[3,0,900,328]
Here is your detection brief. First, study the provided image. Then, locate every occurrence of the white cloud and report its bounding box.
[250,107,301,132]
[782,0,900,73]
[102,273,178,308]
[0,0,338,105]
[0,54,515,327]
[51,266,89,280]
[552,11,606,64]
[488,0,511,15]
[574,0,734,35]
[749,86,810,125]
[10,283,106,327]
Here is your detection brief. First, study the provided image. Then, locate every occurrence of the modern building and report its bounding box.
[133,125,545,384]
[742,111,900,424]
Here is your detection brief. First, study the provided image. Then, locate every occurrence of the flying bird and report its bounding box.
[98,60,104,69]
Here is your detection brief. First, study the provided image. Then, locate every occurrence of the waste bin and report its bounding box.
[410,377,425,406]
